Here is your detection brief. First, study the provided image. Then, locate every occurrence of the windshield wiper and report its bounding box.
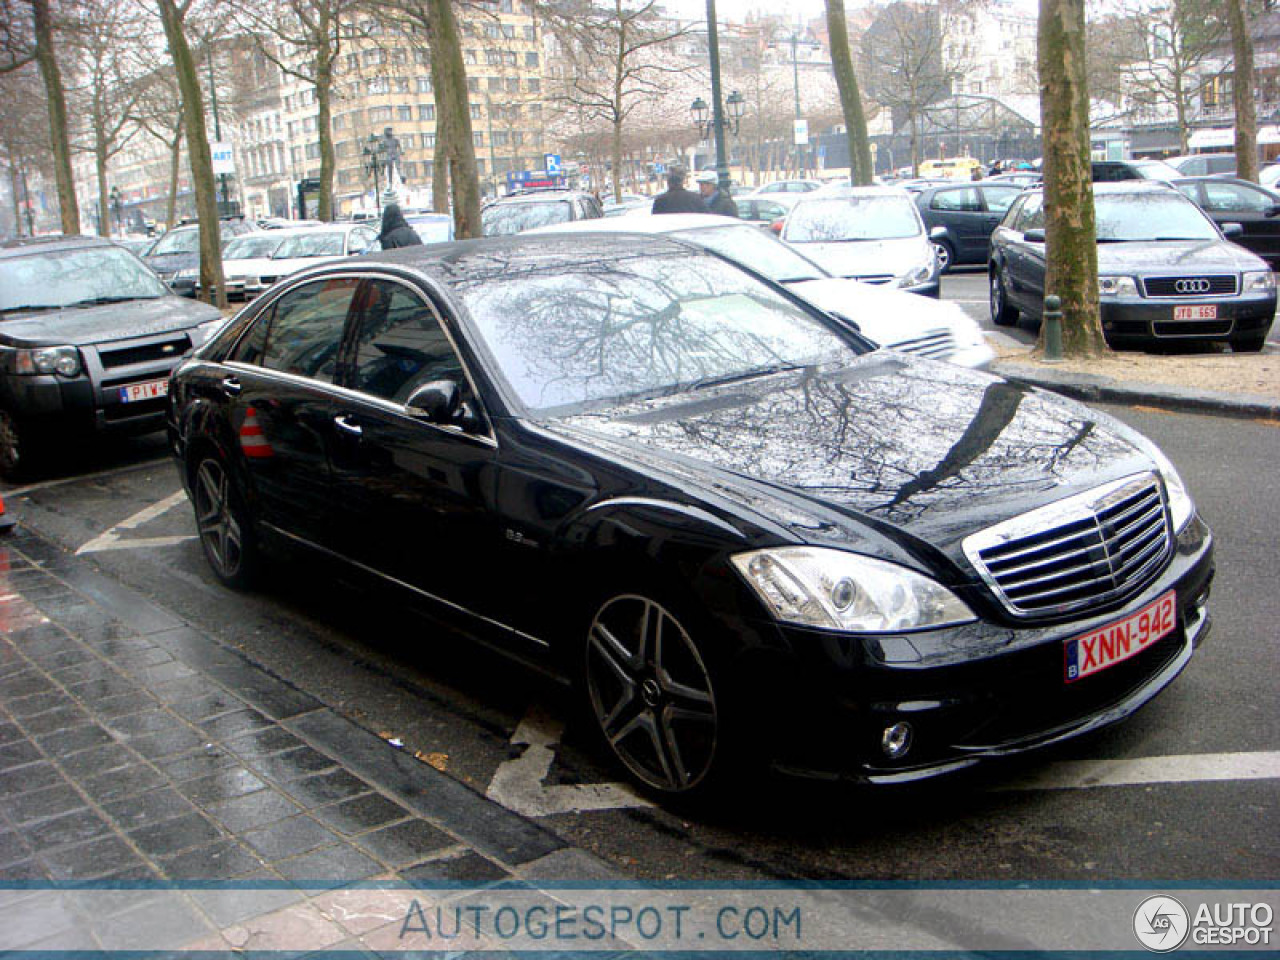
[687,364,806,392]
[66,295,156,307]
[0,304,63,315]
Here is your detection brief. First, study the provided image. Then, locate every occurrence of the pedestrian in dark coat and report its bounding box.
[651,167,707,214]
[378,203,422,249]
[696,171,738,217]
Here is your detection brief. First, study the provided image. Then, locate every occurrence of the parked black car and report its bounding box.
[989,182,1276,352]
[1091,160,1180,182]
[481,190,603,236]
[169,235,1213,796]
[0,235,224,477]
[1174,176,1280,272]
[914,182,1025,272]
[144,219,260,296]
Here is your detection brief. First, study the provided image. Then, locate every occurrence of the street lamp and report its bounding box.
[701,0,732,194]
[691,91,745,141]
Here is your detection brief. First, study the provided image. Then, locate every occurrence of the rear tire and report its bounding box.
[933,240,954,274]
[0,408,37,481]
[190,452,259,589]
[1230,333,1266,353]
[990,268,1018,326]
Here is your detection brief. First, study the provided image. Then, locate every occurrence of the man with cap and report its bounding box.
[651,166,706,214]
[696,170,738,218]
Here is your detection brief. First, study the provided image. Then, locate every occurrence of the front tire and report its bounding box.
[0,408,36,481]
[933,240,954,274]
[582,592,723,796]
[990,268,1018,326]
[1231,333,1266,353]
[191,452,259,589]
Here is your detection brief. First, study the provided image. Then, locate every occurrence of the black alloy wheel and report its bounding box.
[584,594,720,794]
[0,408,31,480]
[192,454,257,588]
[933,240,954,274]
[990,268,1018,326]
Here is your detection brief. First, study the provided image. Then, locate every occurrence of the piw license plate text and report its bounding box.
[1064,590,1176,683]
[119,379,169,403]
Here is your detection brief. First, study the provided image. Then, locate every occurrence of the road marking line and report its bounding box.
[76,490,195,555]
[992,750,1280,791]
[2,456,171,498]
[486,705,652,817]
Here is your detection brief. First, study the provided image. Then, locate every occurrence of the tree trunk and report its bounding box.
[426,0,480,239]
[909,114,919,176]
[8,163,22,236]
[31,0,79,235]
[1038,0,1104,357]
[95,132,110,237]
[157,0,225,308]
[1228,0,1258,184]
[315,13,335,221]
[429,63,451,213]
[166,117,183,230]
[825,0,873,185]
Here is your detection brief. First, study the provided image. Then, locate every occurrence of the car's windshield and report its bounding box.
[1095,192,1220,241]
[1,245,169,313]
[272,232,346,258]
[784,196,922,242]
[1132,160,1180,181]
[677,225,826,284]
[148,229,199,255]
[482,200,572,236]
[224,236,284,259]
[406,216,453,243]
[458,250,864,416]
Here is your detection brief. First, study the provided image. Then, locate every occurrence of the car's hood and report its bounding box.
[1094,239,1266,272]
[0,296,222,348]
[223,256,277,277]
[787,277,974,346]
[144,251,198,274]
[549,355,1153,570]
[786,236,930,280]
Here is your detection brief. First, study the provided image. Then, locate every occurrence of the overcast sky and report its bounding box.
[660,0,1040,25]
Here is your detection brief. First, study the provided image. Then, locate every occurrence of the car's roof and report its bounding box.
[0,234,115,260]
[794,185,913,201]
[335,232,696,289]
[1172,175,1278,194]
[527,213,739,236]
[487,191,582,206]
[1023,181,1177,196]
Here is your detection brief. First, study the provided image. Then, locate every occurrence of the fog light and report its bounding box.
[881,722,913,759]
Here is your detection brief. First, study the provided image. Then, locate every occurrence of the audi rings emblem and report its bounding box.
[1174,278,1211,294]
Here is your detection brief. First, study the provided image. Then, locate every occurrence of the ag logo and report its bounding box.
[1134,895,1190,952]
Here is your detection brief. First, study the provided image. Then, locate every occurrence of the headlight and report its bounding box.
[1244,270,1276,292]
[14,345,81,377]
[1098,276,1138,297]
[730,547,975,632]
[192,318,227,347]
[899,261,935,288]
[1146,444,1194,533]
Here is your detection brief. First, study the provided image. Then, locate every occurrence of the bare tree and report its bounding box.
[1116,0,1228,154]
[130,67,185,230]
[1038,0,1103,356]
[825,0,873,184]
[231,0,361,222]
[156,0,225,307]
[0,66,49,235]
[539,0,691,202]
[1227,0,1257,183]
[424,0,482,237]
[30,0,79,233]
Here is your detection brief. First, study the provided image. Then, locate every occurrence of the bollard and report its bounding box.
[1042,294,1064,364]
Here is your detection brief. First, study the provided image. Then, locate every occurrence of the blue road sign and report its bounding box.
[545,153,561,175]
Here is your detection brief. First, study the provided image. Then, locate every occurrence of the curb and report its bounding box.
[993,362,1280,420]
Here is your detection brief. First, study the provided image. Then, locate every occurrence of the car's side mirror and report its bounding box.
[1023,228,1046,243]
[929,225,949,241]
[405,380,460,424]
[1221,222,1244,238]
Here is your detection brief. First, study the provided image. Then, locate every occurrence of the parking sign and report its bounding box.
[544,153,561,175]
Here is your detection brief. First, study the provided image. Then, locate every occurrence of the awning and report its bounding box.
[1189,125,1280,148]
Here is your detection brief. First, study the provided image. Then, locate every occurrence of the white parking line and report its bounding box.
[2,456,170,498]
[75,490,195,554]
[992,750,1280,792]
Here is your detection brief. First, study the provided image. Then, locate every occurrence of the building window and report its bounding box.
[417,77,432,93]
[368,77,389,95]
[524,51,537,68]
[424,133,436,148]
[419,103,435,121]
[369,106,392,122]
[415,49,430,65]
[486,48,501,65]
[470,103,482,118]
[502,24,515,39]
[527,79,540,94]
[398,105,413,121]
[488,76,503,91]
[306,142,320,159]
[523,25,536,41]
[506,77,519,93]
[465,48,478,64]
[493,131,509,146]
[395,77,410,93]
[345,53,358,73]
[474,131,484,147]
[401,161,418,179]
[362,48,385,67]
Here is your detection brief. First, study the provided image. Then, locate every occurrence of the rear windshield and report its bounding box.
[273,232,346,258]
[225,236,284,259]
[482,200,573,236]
[1,245,169,313]
[148,229,199,255]
[784,196,922,242]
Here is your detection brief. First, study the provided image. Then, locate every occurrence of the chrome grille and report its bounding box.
[892,329,955,360]
[963,473,1172,618]
[1141,275,1238,298]
[98,335,190,369]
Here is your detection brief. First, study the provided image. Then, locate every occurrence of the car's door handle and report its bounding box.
[333,414,362,438]
[220,376,241,397]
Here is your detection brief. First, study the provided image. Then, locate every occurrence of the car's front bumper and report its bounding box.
[1101,290,1276,343]
[723,512,1214,783]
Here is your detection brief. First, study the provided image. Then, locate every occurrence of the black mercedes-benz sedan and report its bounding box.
[168,234,1214,796]
[989,181,1276,352]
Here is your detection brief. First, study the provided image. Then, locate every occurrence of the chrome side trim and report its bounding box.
[261,522,549,648]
